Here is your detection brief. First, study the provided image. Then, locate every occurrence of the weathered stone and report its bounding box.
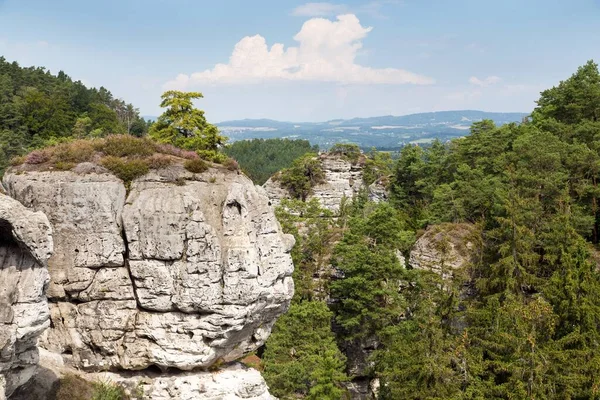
[94,363,276,400]
[263,154,364,213]
[409,223,480,278]
[0,193,53,398]
[3,165,294,374]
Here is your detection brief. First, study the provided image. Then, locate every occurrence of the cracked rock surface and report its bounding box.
[3,165,294,373]
[263,154,365,213]
[0,192,53,399]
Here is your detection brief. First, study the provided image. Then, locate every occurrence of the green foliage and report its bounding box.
[224,138,318,184]
[149,91,227,161]
[92,380,130,400]
[362,148,393,186]
[275,198,337,301]
[263,301,348,399]
[0,57,149,175]
[534,60,600,124]
[377,60,600,398]
[278,154,324,201]
[331,202,414,340]
[329,143,362,163]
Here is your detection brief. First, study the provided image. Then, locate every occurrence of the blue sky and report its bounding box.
[0,0,599,122]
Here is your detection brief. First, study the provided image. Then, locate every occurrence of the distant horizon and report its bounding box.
[1,0,597,121]
[143,109,530,125]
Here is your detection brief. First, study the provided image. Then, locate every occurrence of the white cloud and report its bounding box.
[165,14,434,89]
[469,75,501,87]
[291,2,348,16]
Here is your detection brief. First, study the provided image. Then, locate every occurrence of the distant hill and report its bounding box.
[217,110,528,150]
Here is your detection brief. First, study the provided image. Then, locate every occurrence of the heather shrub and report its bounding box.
[184,158,208,173]
[25,149,50,164]
[51,140,95,163]
[224,158,239,171]
[155,143,198,160]
[146,153,173,169]
[101,156,149,183]
[100,135,155,158]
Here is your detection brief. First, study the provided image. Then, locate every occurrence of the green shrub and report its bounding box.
[329,143,361,163]
[100,156,149,183]
[197,149,227,164]
[184,158,208,173]
[92,380,130,400]
[279,154,324,201]
[100,135,155,158]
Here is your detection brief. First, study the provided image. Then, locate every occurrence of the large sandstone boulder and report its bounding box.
[3,163,294,374]
[263,154,365,213]
[95,363,275,400]
[409,223,480,278]
[0,193,53,399]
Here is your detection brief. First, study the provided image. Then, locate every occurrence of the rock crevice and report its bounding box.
[0,193,53,399]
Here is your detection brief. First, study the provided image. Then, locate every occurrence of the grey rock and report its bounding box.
[0,193,53,399]
[409,223,480,279]
[3,167,294,373]
[95,363,276,400]
[263,154,364,213]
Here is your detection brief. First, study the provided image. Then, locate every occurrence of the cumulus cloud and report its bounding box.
[291,2,348,16]
[469,75,501,87]
[164,14,434,89]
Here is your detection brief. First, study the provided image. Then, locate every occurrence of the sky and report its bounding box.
[0,0,599,122]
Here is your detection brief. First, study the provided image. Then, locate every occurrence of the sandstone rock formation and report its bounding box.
[263,153,365,213]
[96,362,275,400]
[0,193,53,399]
[409,223,480,278]
[3,163,294,385]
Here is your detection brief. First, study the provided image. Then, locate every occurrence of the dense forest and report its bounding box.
[260,60,600,399]
[0,57,150,174]
[224,138,319,184]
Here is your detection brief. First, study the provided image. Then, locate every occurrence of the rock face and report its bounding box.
[0,193,53,399]
[96,363,275,400]
[2,164,295,376]
[263,154,365,213]
[409,223,480,278]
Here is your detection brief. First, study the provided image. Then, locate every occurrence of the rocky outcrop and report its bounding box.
[409,223,480,278]
[264,154,365,213]
[0,193,53,399]
[3,163,294,396]
[95,363,275,400]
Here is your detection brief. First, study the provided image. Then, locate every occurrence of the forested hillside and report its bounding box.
[224,138,319,184]
[0,57,150,173]
[261,60,600,399]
